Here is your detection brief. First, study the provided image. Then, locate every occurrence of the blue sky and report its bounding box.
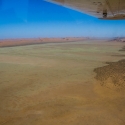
[0,0,125,39]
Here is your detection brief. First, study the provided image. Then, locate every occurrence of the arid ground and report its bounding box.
[0,38,85,47]
[0,39,125,125]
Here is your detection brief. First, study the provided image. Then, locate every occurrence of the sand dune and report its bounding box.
[94,59,125,90]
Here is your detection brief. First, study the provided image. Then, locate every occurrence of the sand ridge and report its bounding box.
[94,45,125,91]
[94,59,125,90]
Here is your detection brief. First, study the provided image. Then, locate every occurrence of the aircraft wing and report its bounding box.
[45,0,125,20]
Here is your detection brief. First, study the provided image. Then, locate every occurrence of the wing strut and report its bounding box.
[105,0,115,17]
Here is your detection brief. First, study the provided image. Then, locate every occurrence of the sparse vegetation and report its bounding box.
[0,40,125,125]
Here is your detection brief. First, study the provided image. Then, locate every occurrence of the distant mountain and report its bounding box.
[110,37,125,42]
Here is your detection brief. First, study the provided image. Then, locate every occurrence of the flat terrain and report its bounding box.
[0,38,85,47]
[0,40,125,125]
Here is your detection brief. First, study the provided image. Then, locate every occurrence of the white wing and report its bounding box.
[45,0,125,20]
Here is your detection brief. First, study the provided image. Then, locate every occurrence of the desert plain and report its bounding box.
[0,38,125,125]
